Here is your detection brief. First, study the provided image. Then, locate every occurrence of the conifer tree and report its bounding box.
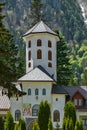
[0,116,4,130]
[38,101,51,130]
[32,120,40,130]
[30,0,44,25]
[4,111,14,130]
[79,120,84,130]
[75,120,84,130]
[74,120,80,130]
[48,118,53,130]
[62,101,76,129]
[83,67,87,85]
[14,124,18,130]
[56,30,72,86]
[17,118,26,130]
[0,2,25,97]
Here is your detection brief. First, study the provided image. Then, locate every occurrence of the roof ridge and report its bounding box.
[30,21,41,33]
[37,65,55,80]
[23,21,58,37]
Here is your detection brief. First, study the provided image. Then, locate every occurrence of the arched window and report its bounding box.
[15,110,21,121]
[48,51,52,60]
[48,62,52,68]
[37,49,42,59]
[28,40,31,48]
[48,40,52,47]
[28,62,31,68]
[35,89,39,95]
[28,51,31,60]
[53,110,60,122]
[37,39,42,46]
[28,88,31,95]
[32,104,39,116]
[42,88,46,95]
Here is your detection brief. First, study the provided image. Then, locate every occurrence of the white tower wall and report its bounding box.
[24,33,58,81]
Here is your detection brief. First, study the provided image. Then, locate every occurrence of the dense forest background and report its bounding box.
[2,0,87,86]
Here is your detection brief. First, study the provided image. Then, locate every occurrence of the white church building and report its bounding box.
[9,21,87,130]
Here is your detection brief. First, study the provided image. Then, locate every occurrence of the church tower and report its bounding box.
[23,21,59,80]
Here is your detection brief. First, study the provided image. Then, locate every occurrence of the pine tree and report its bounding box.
[30,0,44,25]
[56,30,72,86]
[38,101,51,130]
[4,111,14,130]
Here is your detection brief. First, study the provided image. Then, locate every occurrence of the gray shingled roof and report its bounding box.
[64,86,87,99]
[0,95,10,110]
[51,85,68,94]
[23,21,58,37]
[51,86,87,98]
[18,66,54,82]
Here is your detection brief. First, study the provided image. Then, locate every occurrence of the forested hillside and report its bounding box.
[3,0,87,86]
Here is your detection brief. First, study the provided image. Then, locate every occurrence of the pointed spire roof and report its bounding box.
[23,21,58,37]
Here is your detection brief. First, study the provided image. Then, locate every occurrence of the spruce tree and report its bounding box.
[38,101,51,130]
[0,2,24,97]
[4,111,14,130]
[30,0,44,25]
[56,30,72,86]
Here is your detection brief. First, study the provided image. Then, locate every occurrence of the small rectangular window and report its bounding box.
[74,99,78,105]
[48,40,52,47]
[28,41,31,48]
[79,99,83,106]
